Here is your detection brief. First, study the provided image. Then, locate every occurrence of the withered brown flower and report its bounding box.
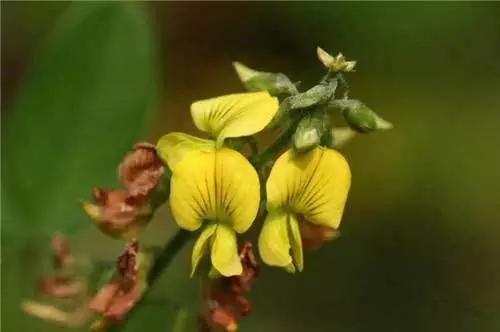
[22,235,91,327]
[82,188,151,238]
[82,143,165,238]
[202,242,258,332]
[118,143,165,197]
[298,217,340,251]
[89,239,143,323]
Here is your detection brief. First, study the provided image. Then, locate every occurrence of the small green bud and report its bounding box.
[317,47,356,72]
[288,79,337,111]
[330,99,393,133]
[293,111,331,152]
[233,61,298,96]
[293,120,321,152]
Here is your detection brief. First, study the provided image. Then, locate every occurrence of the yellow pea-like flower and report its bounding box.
[259,147,351,272]
[157,92,278,277]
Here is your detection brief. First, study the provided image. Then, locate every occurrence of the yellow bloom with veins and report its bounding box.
[258,147,351,272]
[156,92,278,277]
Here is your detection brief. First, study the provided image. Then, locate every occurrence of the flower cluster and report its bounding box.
[26,47,392,331]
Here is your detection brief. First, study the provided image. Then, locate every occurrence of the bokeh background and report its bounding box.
[2,2,500,332]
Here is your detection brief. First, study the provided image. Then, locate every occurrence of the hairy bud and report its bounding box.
[233,61,298,96]
[330,99,393,133]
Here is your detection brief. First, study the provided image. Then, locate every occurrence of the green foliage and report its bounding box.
[2,3,157,330]
[3,2,157,237]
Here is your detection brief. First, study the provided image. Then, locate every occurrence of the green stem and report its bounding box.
[110,229,192,331]
[254,124,295,168]
[337,73,350,99]
[147,230,192,283]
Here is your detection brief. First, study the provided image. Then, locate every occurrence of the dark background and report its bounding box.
[2,2,500,331]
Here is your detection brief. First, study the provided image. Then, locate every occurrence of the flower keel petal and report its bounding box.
[191,223,217,277]
[211,225,242,277]
[258,211,292,269]
[288,214,303,272]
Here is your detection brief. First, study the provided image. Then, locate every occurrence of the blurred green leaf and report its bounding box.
[1,3,158,331]
[2,2,157,237]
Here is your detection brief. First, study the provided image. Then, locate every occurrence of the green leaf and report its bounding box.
[2,2,158,237]
[1,3,158,331]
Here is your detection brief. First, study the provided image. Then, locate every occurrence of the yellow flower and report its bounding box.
[157,92,278,277]
[258,147,351,272]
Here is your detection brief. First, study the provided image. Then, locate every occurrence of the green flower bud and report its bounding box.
[330,99,393,133]
[293,119,321,152]
[233,62,298,96]
[288,79,337,111]
[293,110,331,152]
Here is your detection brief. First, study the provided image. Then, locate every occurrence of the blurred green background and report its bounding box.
[2,2,500,332]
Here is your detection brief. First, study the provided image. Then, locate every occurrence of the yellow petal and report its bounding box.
[169,147,260,232]
[214,148,260,233]
[266,147,351,229]
[258,211,292,268]
[191,223,217,277]
[156,132,214,171]
[211,224,242,277]
[190,92,279,146]
[288,214,303,272]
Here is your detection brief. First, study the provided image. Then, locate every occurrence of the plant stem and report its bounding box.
[254,124,295,168]
[147,230,192,284]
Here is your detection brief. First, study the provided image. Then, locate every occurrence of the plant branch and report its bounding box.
[254,124,296,168]
[147,230,192,284]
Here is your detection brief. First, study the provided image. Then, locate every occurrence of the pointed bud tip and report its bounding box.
[232,61,258,82]
[375,116,394,130]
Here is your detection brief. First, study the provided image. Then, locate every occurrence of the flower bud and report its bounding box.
[293,116,321,152]
[317,47,356,72]
[331,99,393,133]
[288,79,337,111]
[293,111,331,153]
[233,62,298,96]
